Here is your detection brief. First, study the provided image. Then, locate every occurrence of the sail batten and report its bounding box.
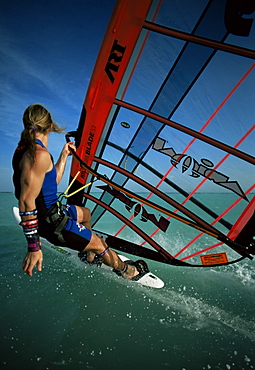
[115,98,255,165]
[144,21,255,59]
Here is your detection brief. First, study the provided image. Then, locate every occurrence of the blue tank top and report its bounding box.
[35,139,58,209]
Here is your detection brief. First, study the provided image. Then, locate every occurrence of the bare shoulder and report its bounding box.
[21,146,51,173]
[35,147,52,171]
[35,146,50,160]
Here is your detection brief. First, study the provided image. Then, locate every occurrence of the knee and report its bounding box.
[84,207,91,220]
[82,207,91,223]
[85,233,105,255]
[77,206,91,224]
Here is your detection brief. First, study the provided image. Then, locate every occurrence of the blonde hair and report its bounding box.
[19,104,65,161]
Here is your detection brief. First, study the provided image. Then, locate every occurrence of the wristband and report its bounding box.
[19,209,38,216]
[27,235,41,252]
[20,219,41,252]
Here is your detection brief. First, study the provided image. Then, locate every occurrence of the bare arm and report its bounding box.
[19,149,51,212]
[55,142,76,184]
[19,148,52,276]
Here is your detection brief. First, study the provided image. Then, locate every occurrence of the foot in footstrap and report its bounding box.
[78,251,102,266]
[126,260,150,281]
[113,260,149,280]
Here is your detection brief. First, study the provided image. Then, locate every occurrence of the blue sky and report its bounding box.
[1,0,254,196]
[0,0,116,192]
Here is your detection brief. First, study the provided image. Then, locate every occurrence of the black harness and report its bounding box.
[44,202,69,243]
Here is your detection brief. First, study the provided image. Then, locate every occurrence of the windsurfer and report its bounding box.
[12,104,141,279]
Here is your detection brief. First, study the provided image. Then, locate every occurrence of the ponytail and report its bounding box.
[18,104,65,162]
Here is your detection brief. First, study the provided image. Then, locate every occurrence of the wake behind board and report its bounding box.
[13,207,164,289]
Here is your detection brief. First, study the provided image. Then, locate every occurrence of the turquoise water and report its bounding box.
[1,192,255,369]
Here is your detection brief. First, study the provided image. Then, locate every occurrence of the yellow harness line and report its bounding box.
[62,171,92,198]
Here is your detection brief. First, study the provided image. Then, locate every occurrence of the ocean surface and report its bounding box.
[1,192,255,370]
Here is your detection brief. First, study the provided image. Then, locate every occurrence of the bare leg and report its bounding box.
[75,206,91,229]
[75,206,138,278]
[84,233,138,279]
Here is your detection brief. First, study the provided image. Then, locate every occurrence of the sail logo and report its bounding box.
[97,184,170,232]
[85,129,95,156]
[80,125,96,178]
[105,39,126,84]
[153,137,247,200]
[225,0,255,36]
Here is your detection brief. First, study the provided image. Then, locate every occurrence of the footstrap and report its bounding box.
[78,251,102,266]
[127,260,149,281]
[113,259,149,279]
